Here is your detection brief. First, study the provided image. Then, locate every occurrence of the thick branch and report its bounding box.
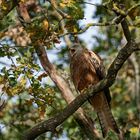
[121,19,131,41]
[34,45,73,102]
[24,40,140,140]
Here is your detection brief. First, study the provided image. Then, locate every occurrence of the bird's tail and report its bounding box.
[89,92,120,137]
[97,104,120,137]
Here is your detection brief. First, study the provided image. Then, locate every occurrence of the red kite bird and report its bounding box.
[70,45,120,137]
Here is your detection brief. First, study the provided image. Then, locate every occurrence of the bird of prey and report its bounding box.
[70,45,120,137]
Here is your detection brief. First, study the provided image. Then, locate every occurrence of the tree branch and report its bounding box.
[23,40,140,140]
[112,3,132,42]
[121,19,131,41]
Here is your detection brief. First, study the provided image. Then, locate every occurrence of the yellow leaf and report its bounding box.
[42,20,49,31]
[6,86,22,96]
[129,127,139,134]
[20,0,25,2]
[0,76,4,84]
[19,76,27,86]
[2,5,7,10]
[74,27,78,32]
[124,95,131,102]
[59,3,66,8]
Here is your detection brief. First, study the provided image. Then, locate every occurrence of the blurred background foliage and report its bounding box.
[0,0,140,140]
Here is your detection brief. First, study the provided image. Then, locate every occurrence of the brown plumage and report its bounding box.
[70,45,120,137]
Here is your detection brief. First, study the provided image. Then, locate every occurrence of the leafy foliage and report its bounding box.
[0,0,140,140]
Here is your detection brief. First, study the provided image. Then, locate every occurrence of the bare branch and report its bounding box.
[59,22,116,37]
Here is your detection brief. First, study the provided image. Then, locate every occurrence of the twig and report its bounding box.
[59,22,116,37]
[80,2,102,7]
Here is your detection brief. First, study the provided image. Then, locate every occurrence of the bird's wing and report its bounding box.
[89,50,105,79]
[89,50,111,104]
